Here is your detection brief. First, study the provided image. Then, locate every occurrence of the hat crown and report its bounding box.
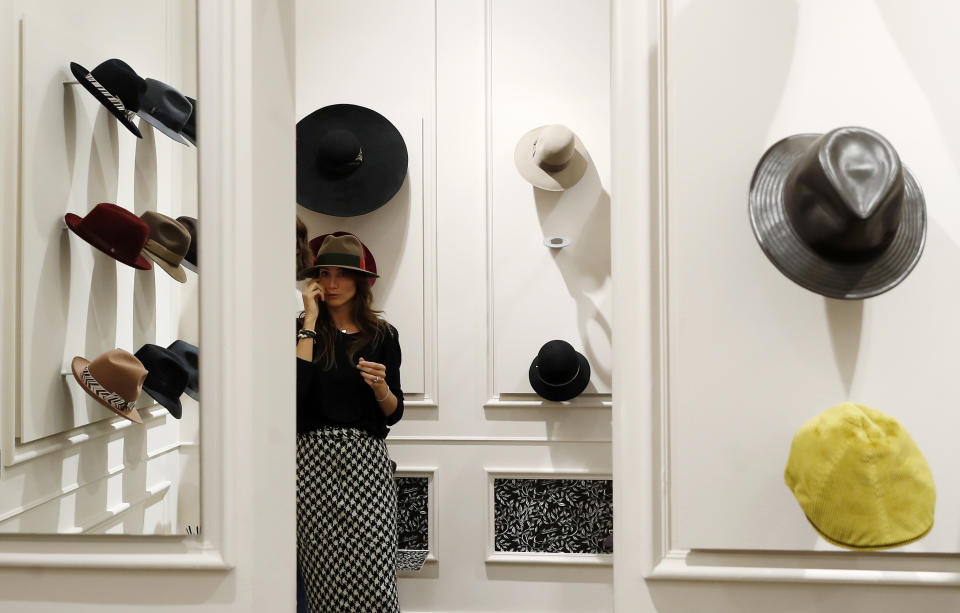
[87,349,148,403]
[315,234,364,262]
[784,127,905,262]
[169,340,199,369]
[89,59,146,110]
[537,340,579,382]
[79,203,150,258]
[316,129,363,175]
[140,78,192,126]
[135,344,189,390]
[141,211,191,260]
[534,124,576,168]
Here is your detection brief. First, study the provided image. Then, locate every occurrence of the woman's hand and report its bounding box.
[357,357,389,398]
[301,280,324,322]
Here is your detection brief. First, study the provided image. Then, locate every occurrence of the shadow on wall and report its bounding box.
[533,156,612,392]
[133,122,158,350]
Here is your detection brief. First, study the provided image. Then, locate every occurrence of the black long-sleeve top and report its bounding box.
[296,323,404,438]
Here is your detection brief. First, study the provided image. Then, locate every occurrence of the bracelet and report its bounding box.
[297,328,318,342]
[375,389,390,403]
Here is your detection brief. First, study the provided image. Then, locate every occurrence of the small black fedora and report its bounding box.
[176,216,198,273]
[168,340,199,401]
[296,104,408,216]
[137,79,192,145]
[70,58,146,138]
[180,96,197,146]
[528,340,591,402]
[134,344,189,419]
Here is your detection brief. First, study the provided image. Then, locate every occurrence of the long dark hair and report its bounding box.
[298,268,389,369]
[295,216,313,279]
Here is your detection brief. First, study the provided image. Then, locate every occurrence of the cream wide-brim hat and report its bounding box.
[514,125,589,191]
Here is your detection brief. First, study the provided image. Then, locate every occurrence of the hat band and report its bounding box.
[84,73,138,124]
[535,363,580,387]
[145,238,184,265]
[313,253,364,269]
[538,159,569,173]
[80,366,135,412]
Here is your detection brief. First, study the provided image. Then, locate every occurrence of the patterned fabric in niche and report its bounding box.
[394,476,429,550]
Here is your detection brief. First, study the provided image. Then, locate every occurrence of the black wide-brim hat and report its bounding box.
[134,344,189,419]
[528,349,591,402]
[70,60,144,139]
[168,340,199,401]
[749,133,926,300]
[297,104,408,216]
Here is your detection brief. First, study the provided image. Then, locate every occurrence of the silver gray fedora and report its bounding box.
[748,126,926,300]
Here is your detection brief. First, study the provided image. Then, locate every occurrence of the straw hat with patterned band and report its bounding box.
[70,59,146,138]
[514,124,589,191]
[308,232,378,285]
[528,340,591,402]
[297,103,408,216]
[298,234,379,279]
[65,203,152,270]
[749,126,926,300]
[139,211,191,282]
[71,349,147,424]
[137,78,193,145]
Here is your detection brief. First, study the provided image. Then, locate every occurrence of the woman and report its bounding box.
[295,233,403,613]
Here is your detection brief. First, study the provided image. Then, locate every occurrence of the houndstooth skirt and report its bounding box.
[296,427,399,613]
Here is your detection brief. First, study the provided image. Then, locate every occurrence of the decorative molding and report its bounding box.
[484,469,613,566]
[395,467,438,565]
[483,0,495,401]
[484,395,612,410]
[80,480,172,534]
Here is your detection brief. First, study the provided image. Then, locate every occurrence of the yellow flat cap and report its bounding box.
[784,402,935,550]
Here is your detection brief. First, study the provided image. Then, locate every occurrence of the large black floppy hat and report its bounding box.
[749,126,926,300]
[296,104,408,216]
[168,340,199,401]
[134,344,189,419]
[528,340,591,402]
[70,59,146,138]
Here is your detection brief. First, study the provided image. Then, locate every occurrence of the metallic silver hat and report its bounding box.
[748,126,926,299]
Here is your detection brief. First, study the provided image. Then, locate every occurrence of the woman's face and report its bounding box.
[316,267,357,308]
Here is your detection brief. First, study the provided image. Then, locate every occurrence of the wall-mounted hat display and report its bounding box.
[749,126,926,299]
[137,78,193,145]
[308,232,377,285]
[784,402,935,550]
[299,233,379,280]
[176,216,198,273]
[65,202,152,270]
[139,211,191,282]
[134,344,190,419]
[167,340,199,401]
[180,96,197,146]
[528,339,591,401]
[296,103,408,216]
[70,59,146,138]
[71,348,147,424]
[514,124,588,191]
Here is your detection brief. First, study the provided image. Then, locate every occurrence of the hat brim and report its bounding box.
[803,513,933,551]
[296,104,408,216]
[184,385,199,401]
[528,352,591,401]
[137,110,189,144]
[142,385,183,419]
[70,356,143,424]
[514,127,589,191]
[70,62,143,139]
[142,248,188,283]
[65,212,153,270]
[748,133,926,300]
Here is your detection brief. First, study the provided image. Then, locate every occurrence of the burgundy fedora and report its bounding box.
[307,231,377,285]
[65,203,152,270]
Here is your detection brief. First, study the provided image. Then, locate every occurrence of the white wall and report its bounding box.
[297,0,613,611]
[0,0,199,535]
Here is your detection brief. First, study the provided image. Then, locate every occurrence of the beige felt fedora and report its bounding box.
[514,124,588,191]
[139,211,191,283]
[71,349,147,424]
[298,233,379,279]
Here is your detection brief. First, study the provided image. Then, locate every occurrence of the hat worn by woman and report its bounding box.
[784,402,935,550]
[299,234,379,280]
[749,126,926,299]
[514,124,588,191]
[65,202,152,270]
[139,211,191,282]
[135,344,190,419]
[70,58,146,138]
[71,348,147,424]
[297,103,408,216]
[308,232,378,285]
[528,340,591,401]
[176,216,198,273]
[168,340,199,401]
[137,78,193,145]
